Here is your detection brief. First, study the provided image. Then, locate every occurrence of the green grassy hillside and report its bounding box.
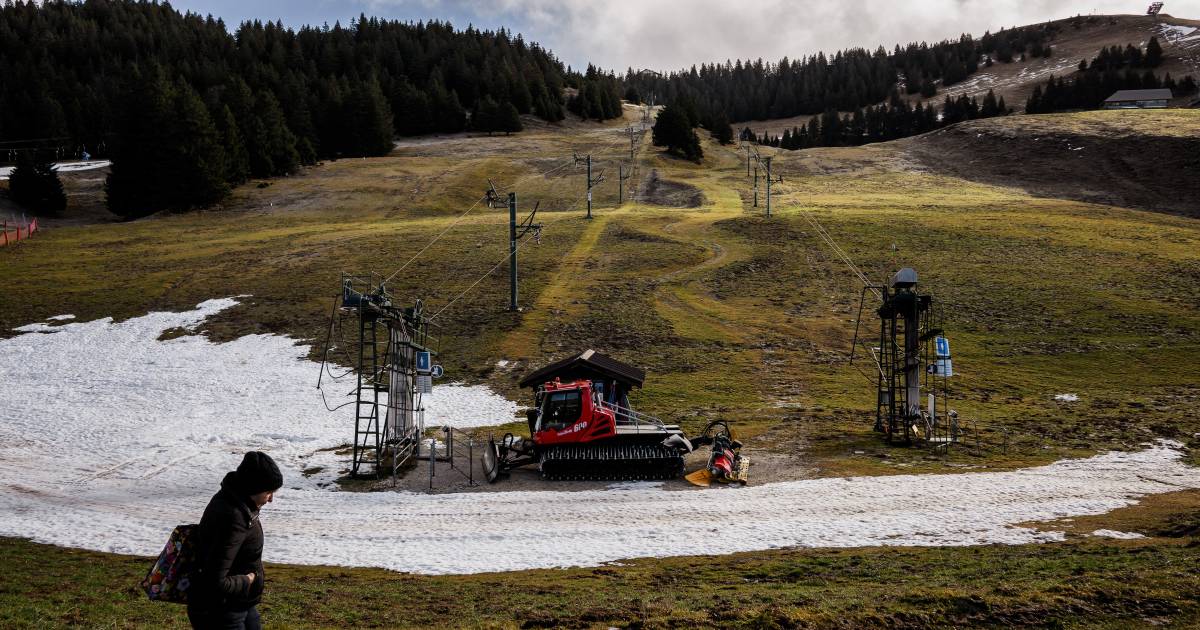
[2,108,1199,627]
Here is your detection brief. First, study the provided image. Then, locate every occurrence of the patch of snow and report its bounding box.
[1055,393,1079,402]
[424,383,520,428]
[0,160,111,180]
[1160,25,1197,38]
[1091,529,1144,540]
[2,300,1200,574]
[495,359,509,367]
[47,314,75,321]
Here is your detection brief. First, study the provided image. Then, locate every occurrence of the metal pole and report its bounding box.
[629,126,635,160]
[508,192,518,311]
[764,157,772,217]
[586,155,593,220]
[753,165,758,207]
[745,145,750,177]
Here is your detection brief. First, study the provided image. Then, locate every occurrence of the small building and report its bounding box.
[518,349,644,410]
[1102,88,1173,109]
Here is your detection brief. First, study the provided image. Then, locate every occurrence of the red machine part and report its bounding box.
[533,379,617,446]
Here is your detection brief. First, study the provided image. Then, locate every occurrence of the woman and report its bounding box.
[187,451,283,630]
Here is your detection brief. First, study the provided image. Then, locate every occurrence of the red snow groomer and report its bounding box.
[482,350,748,484]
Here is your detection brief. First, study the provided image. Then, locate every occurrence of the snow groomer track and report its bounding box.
[2,299,1198,575]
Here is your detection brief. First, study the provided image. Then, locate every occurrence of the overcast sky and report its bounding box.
[168,0,1200,71]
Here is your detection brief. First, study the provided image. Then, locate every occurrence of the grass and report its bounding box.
[2,109,1200,626]
[3,488,1200,629]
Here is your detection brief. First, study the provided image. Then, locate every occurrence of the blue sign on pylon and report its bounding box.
[416,351,431,374]
[935,336,951,358]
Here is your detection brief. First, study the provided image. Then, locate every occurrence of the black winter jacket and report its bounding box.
[190,472,266,611]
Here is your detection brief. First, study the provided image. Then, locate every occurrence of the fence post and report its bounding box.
[2,221,7,246]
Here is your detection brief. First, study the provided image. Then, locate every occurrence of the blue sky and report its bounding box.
[167,1,1200,72]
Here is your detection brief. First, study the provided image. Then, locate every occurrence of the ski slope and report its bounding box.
[1,299,1198,575]
[0,160,111,180]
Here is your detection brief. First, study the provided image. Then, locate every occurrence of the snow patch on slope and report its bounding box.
[0,160,111,180]
[1,299,1198,574]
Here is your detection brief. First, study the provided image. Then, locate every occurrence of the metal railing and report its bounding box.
[425,425,477,489]
[599,400,667,430]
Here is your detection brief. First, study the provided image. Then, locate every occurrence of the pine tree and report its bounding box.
[981,89,1000,117]
[711,112,734,145]
[216,105,250,185]
[106,73,229,217]
[499,102,522,135]
[344,80,394,156]
[254,91,300,175]
[8,151,67,215]
[1145,36,1163,67]
[170,82,230,207]
[392,80,434,136]
[651,104,703,162]
[472,96,498,134]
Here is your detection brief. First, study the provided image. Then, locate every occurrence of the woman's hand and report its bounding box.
[246,572,256,584]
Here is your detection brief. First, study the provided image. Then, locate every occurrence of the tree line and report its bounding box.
[0,0,595,216]
[621,22,1061,130]
[1025,38,1197,114]
[748,89,1009,151]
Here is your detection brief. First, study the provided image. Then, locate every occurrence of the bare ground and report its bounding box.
[902,113,1200,217]
[638,169,706,207]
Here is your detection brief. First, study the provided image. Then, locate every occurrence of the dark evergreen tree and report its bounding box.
[343,80,394,156]
[652,104,703,162]
[215,105,251,185]
[920,78,938,97]
[8,151,67,215]
[252,91,300,175]
[106,74,229,217]
[499,102,522,135]
[712,112,734,145]
[472,97,498,134]
[980,89,1000,117]
[1145,36,1163,67]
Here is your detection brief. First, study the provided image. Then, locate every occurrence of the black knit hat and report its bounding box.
[236,451,283,495]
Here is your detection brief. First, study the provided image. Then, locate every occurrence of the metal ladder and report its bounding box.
[351,312,381,477]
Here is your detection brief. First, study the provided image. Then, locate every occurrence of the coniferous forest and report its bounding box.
[621,23,1061,130]
[0,0,593,216]
[1025,37,1197,113]
[4,2,1198,216]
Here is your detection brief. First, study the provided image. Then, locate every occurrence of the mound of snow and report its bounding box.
[1091,529,1144,540]
[2,299,1199,574]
